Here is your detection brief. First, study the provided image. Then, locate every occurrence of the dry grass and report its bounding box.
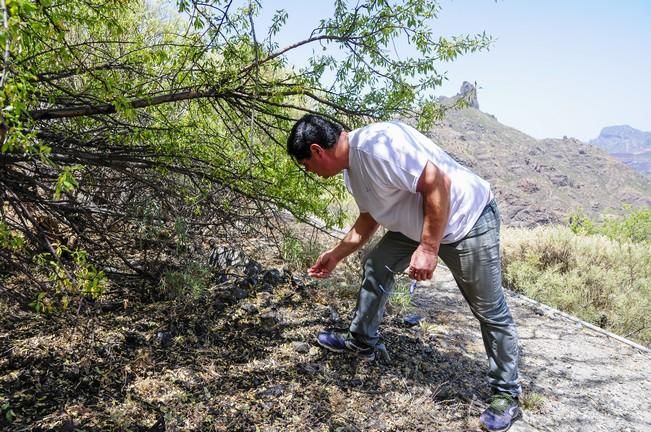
[502,225,651,346]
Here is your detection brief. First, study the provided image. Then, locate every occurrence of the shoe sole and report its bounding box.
[480,409,522,432]
[345,340,376,361]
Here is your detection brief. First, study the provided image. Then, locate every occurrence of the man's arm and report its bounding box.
[409,160,451,281]
[308,212,379,278]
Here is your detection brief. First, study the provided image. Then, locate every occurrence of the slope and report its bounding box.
[426,102,651,227]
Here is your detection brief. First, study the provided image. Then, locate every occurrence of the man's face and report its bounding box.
[300,144,336,178]
[300,157,328,178]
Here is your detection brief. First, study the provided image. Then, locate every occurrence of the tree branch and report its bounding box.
[29,87,229,120]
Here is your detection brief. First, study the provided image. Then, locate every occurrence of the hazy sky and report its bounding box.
[256,0,651,142]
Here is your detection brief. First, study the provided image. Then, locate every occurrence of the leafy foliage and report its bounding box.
[1,0,490,300]
[569,207,651,244]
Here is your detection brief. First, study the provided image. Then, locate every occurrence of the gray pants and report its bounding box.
[349,200,521,396]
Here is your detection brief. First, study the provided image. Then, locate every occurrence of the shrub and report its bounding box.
[280,234,323,272]
[502,223,650,346]
[569,207,651,244]
[388,278,414,313]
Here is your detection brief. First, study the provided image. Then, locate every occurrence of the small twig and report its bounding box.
[623,326,647,339]
[0,0,9,89]
[247,0,260,172]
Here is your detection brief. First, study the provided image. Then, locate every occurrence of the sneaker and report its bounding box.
[316,331,376,361]
[479,393,522,432]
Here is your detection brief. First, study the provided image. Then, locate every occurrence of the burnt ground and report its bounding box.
[1,260,649,431]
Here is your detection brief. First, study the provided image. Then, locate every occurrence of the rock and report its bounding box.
[148,416,166,432]
[458,81,479,109]
[291,275,305,289]
[434,386,452,401]
[328,305,340,322]
[368,419,388,430]
[299,363,320,375]
[124,332,146,348]
[241,303,258,314]
[213,299,226,313]
[155,331,172,347]
[256,384,286,399]
[293,342,310,353]
[403,313,423,327]
[262,269,284,286]
[350,378,363,387]
[260,310,281,328]
[550,174,570,187]
[244,260,262,278]
[208,246,248,269]
[590,125,651,154]
[213,273,228,284]
[256,291,272,307]
[238,276,257,290]
[231,287,249,300]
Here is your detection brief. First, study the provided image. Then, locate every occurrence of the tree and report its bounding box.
[0,0,490,304]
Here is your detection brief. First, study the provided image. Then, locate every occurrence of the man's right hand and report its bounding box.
[307,212,378,279]
[308,249,339,278]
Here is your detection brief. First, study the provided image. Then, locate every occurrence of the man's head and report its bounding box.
[286,114,346,177]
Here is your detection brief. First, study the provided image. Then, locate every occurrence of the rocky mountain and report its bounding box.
[589,125,651,175]
[425,85,651,227]
[590,125,651,153]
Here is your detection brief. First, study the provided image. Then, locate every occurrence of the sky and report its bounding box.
[255,0,651,142]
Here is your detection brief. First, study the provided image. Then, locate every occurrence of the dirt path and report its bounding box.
[415,266,651,432]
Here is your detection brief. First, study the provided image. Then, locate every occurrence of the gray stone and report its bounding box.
[328,305,340,322]
[293,342,310,353]
[231,287,249,300]
[241,303,258,314]
[262,269,284,286]
[155,331,172,347]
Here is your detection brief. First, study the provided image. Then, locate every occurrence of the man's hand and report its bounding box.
[308,249,340,278]
[307,212,378,279]
[408,245,438,281]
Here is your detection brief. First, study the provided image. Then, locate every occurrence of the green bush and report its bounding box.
[32,243,107,313]
[569,207,651,244]
[280,234,323,272]
[160,262,212,300]
[502,220,650,346]
[388,278,414,313]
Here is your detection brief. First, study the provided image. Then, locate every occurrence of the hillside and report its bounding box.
[426,88,651,227]
[609,149,651,176]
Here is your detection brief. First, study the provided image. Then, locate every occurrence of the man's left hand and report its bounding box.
[408,245,438,281]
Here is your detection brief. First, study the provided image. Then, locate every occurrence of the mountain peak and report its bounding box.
[590,125,651,155]
[438,81,480,109]
[457,81,479,109]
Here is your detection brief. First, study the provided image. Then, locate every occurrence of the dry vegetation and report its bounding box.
[0,227,499,431]
[502,225,651,346]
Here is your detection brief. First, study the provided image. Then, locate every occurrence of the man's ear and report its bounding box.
[309,143,323,157]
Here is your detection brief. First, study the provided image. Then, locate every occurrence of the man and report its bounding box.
[286,114,522,432]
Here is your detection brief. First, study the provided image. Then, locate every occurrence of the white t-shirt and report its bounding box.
[343,121,492,243]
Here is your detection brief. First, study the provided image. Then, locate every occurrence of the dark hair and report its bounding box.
[286,114,343,160]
